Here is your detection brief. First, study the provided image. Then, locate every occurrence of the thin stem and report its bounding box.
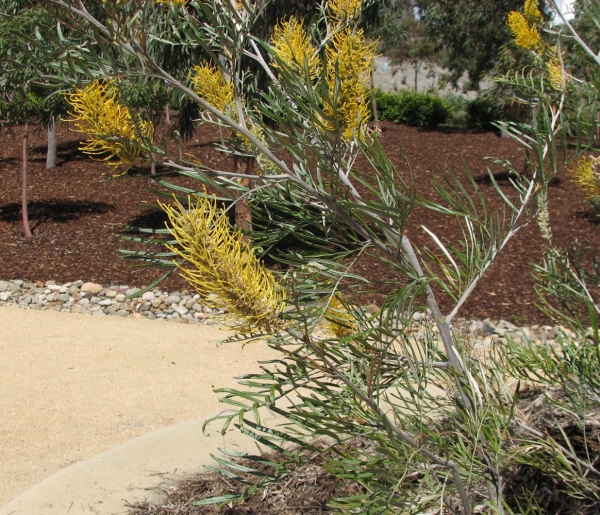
[514,419,600,478]
[295,329,473,515]
[446,175,538,324]
[22,122,32,239]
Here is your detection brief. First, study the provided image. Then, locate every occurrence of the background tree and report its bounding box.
[416,0,552,89]
[388,9,440,90]
[0,0,71,237]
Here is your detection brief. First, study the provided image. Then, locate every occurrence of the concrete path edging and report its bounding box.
[0,411,275,515]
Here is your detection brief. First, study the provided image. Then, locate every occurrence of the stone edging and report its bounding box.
[0,279,572,345]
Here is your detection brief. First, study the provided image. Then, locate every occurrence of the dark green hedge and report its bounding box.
[374,89,449,127]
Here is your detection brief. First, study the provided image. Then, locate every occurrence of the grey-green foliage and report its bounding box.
[0,0,70,128]
[32,0,600,512]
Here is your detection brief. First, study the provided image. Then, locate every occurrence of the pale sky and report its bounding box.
[553,0,576,21]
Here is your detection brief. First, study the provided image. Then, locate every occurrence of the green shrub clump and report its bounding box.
[374,88,449,127]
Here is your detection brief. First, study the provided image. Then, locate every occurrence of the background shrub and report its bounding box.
[466,95,505,130]
[374,88,449,126]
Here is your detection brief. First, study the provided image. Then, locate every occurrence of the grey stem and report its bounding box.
[299,332,473,515]
[46,118,57,169]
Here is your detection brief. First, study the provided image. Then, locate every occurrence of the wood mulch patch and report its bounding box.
[1,121,599,324]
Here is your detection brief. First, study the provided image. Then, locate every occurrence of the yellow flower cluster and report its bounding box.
[271,17,320,80]
[524,0,542,21]
[328,0,362,21]
[324,293,358,338]
[507,0,569,91]
[155,0,186,6]
[190,61,282,173]
[189,63,235,115]
[160,194,285,332]
[65,81,153,173]
[570,156,600,200]
[507,10,541,50]
[324,28,375,141]
[547,57,566,90]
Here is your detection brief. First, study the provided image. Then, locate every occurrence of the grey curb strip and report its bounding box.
[0,411,275,515]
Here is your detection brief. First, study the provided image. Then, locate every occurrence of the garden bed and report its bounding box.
[1,121,597,324]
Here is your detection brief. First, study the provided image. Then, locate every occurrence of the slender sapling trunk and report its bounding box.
[414,61,418,91]
[46,118,57,169]
[22,122,32,238]
[370,68,380,132]
[233,155,253,239]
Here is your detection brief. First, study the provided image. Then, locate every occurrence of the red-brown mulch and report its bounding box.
[1,121,597,324]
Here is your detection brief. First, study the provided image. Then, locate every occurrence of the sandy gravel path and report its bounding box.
[0,306,277,508]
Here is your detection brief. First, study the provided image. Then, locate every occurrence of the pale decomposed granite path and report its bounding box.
[0,305,278,508]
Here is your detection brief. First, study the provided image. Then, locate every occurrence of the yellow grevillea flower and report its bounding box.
[570,156,600,199]
[507,11,541,50]
[271,17,320,80]
[328,0,362,21]
[544,45,569,91]
[189,63,235,115]
[324,28,375,141]
[160,194,285,332]
[66,81,153,173]
[547,59,566,90]
[155,0,186,6]
[324,294,358,338]
[524,0,542,21]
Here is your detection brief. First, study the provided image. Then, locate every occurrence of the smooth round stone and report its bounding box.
[0,292,11,301]
[81,282,103,294]
[173,305,189,316]
[141,291,155,301]
[164,295,181,306]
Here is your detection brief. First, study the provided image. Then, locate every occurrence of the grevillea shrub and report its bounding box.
[32,0,600,512]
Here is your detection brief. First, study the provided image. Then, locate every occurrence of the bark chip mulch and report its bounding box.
[1,121,599,325]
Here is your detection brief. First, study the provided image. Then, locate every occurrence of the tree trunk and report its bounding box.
[370,68,380,132]
[22,123,32,238]
[46,118,57,169]
[414,62,418,91]
[165,102,171,125]
[233,155,253,239]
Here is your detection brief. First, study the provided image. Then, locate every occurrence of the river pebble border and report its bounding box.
[0,279,225,326]
[0,278,573,345]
